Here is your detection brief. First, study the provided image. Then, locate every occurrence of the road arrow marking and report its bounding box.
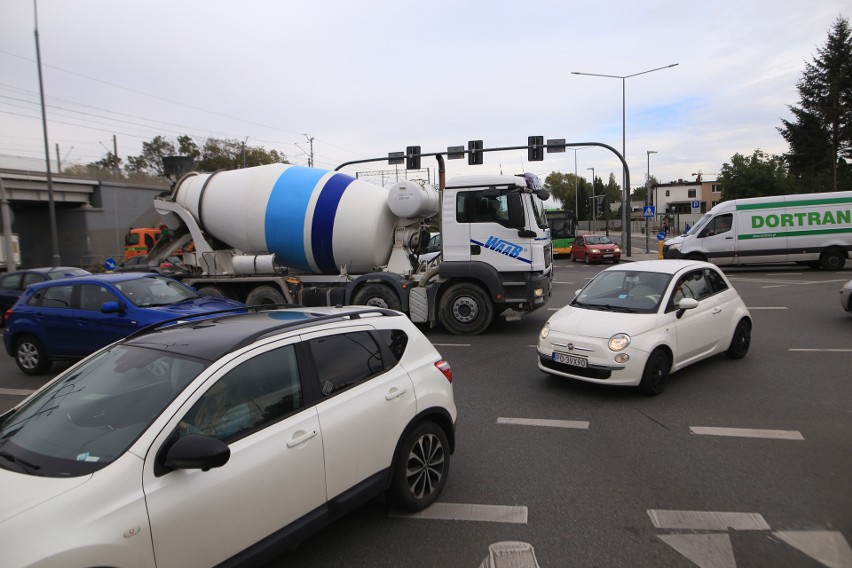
[658,533,736,568]
[774,531,852,568]
[648,510,770,531]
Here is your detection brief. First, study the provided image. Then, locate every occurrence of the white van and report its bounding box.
[664,191,852,270]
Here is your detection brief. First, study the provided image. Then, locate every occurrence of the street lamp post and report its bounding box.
[646,150,657,253]
[586,166,595,233]
[572,63,678,256]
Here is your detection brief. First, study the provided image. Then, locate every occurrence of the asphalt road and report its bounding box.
[1,260,850,568]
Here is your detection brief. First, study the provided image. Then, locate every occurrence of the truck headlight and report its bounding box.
[608,333,630,351]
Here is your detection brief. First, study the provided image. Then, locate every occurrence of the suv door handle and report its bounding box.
[286,429,317,448]
[385,387,407,401]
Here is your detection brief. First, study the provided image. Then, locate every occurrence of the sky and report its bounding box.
[1,0,848,196]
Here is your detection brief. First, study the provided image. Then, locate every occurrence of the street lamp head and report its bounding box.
[647,150,658,156]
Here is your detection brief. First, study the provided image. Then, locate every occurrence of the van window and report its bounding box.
[702,213,733,237]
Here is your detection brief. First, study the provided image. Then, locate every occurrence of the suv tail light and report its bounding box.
[4,308,12,321]
[434,359,452,383]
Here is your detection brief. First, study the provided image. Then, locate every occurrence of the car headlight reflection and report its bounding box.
[608,333,630,351]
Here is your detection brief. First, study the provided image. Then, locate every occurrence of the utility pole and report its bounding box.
[303,134,314,167]
[34,0,61,266]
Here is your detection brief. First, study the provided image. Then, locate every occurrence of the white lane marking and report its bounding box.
[0,388,35,396]
[774,531,852,568]
[763,285,789,288]
[790,348,852,352]
[497,417,589,429]
[658,534,736,568]
[648,510,770,531]
[690,427,804,440]
[392,503,528,524]
[553,281,575,284]
[747,306,788,310]
[430,343,470,347]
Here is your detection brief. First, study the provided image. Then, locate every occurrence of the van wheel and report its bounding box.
[819,248,846,271]
[352,283,402,311]
[686,253,707,262]
[245,286,286,306]
[15,335,52,376]
[389,421,449,511]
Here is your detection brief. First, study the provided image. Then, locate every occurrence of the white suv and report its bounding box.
[0,306,456,568]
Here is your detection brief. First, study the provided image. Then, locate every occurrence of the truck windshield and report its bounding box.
[530,194,548,230]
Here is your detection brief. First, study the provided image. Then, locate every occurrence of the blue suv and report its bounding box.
[3,272,245,375]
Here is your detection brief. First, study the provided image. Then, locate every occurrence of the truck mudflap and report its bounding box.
[408,287,429,323]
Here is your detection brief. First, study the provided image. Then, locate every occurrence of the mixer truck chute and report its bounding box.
[152,162,552,335]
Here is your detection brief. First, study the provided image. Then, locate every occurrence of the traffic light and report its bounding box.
[406,146,421,170]
[528,136,544,161]
[468,140,483,165]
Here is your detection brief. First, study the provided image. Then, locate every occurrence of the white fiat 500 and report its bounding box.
[0,306,456,568]
[537,260,752,395]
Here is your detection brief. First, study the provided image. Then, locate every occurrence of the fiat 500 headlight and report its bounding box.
[539,322,551,340]
[608,333,631,351]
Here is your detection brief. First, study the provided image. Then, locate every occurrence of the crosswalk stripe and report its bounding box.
[690,426,804,440]
[497,417,589,429]
[391,503,527,524]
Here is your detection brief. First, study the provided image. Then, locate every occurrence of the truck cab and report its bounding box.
[435,172,552,333]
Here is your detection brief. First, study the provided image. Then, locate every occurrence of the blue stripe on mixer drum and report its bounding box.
[265,166,328,272]
[312,173,355,273]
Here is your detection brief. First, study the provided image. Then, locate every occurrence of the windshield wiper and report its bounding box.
[598,304,636,313]
[0,450,42,475]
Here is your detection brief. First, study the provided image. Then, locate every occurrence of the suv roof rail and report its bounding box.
[121,304,400,345]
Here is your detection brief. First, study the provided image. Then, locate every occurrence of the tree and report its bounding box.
[125,135,290,177]
[718,150,797,200]
[778,16,852,191]
[543,171,580,216]
[125,135,176,177]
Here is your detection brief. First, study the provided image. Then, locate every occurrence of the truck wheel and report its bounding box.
[438,283,493,335]
[819,248,846,271]
[15,335,52,376]
[352,283,402,311]
[245,286,286,306]
[196,286,233,299]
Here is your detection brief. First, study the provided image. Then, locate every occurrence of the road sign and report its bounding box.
[105,258,117,271]
[643,205,655,218]
[657,232,667,241]
[691,200,700,210]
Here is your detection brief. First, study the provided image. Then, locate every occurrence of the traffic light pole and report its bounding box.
[336,140,631,254]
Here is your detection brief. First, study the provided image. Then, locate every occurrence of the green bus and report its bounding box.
[546,209,576,256]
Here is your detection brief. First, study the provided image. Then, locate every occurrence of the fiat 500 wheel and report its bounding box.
[638,348,670,396]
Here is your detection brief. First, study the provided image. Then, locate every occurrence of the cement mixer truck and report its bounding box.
[149,162,553,334]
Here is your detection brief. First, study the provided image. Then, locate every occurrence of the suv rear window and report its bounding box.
[310,331,389,397]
